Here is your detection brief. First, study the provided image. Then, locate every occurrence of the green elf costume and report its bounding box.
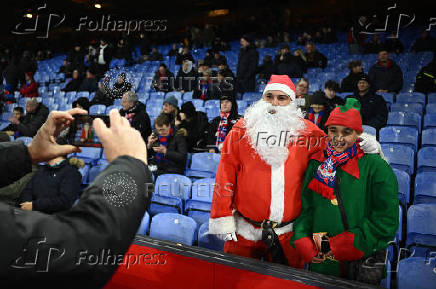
[290,98,399,279]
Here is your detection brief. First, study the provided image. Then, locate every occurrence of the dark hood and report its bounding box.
[220,96,238,118]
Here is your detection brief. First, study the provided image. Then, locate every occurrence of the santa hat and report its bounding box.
[325,98,363,132]
[262,75,296,101]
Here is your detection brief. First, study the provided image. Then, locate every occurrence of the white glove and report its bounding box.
[359,132,380,154]
[216,232,238,242]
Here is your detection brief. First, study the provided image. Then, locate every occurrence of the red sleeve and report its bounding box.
[329,232,364,261]
[294,237,318,263]
[301,119,328,162]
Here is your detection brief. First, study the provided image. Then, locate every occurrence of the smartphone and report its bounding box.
[151,129,160,147]
[67,114,110,148]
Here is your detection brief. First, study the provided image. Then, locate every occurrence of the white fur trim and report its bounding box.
[235,214,293,241]
[263,83,296,100]
[269,164,285,223]
[209,216,236,234]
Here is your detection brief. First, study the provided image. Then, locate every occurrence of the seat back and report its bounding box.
[89,104,107,114]
[191,178,215,202]
[397,257,436,289]
[391,103,423,114]
[422,128,436,147]
[406,204,436,253]
[417,147,436,173]
[149,213,197,245]
[155,174,192,200]
[190,153,221,173]
[387,112,421,132]
[380,126,419,151]
[414,172,436,204]
[393,168,410,206]
[381,143,415,175]
[136,212,150,235]
[198,222,225,251]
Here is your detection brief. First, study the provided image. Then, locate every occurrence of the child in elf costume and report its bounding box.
[290,98,398,283]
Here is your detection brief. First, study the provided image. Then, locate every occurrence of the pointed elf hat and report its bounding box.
[325,98,363,133]
[262,75,296,100]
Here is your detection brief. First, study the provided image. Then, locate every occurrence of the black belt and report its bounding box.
[238,212,293,229]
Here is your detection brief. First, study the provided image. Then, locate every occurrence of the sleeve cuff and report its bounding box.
[294,237,318,263]
[208,215,236,234]
[329,232,364,261]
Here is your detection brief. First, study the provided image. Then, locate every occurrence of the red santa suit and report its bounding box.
[209,75,327,268]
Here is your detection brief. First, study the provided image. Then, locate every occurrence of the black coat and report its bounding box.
[63,78,83,92]
[148,130,188,176]
[0,142,152,288]
[178,111,209,152]
[119,101,152,143]
[324,96,345,112]
[341,72,365,92]
[237,45,259,92]
[176,68,198,91]
[368,60,403,93]
[78,77,98,92]
[152,71,175,92]
[346,92,388,130]
[274,53,305,78]
[207,97,241,148]
[304,51,328,69]
[18,159,81,213]
[3,63,23,91]
[11,103,49,137]
[415,61,436,94]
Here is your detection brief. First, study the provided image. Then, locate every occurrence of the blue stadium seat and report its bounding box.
[397,257,436,289]
[77,91,89,99]
[237,100,248,109]
[136,212,150,235]
[75,147,102,165]
[379,92,394,105]
[190,99,204,108]
[149,213,197,245]
[87,162,109,183]
[206,107,220,119]
[149,91,165,100]
[242,92,262,102]
[78,164,90,184]
[113,99,122,106]
[65,91,77,100]
[391,103,424,114]
[183,91,193,100]
[414,172,436,205]
[185,153,221,178]
[396,93,426,105]
[379,126,419,151]
[418,147,436,173]
[387,112,422,132]
[105,105,122,114]
[393,168,410,207]
[362,125,377,137]
[204,100,220,110]
[146,105,162,117]
[381,144,415,175]
[42,97,55,107]
[406,204,436,257]
[191,178,215,202]
[423,113,436,129]
[422,128,436,147]
[15,136,33,146]
[198,222,225,251]
[428,92,436,104]
[426,103,436,114]
[185,200,211,224]
[89,104,106,114]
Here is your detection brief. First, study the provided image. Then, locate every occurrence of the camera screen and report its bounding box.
[67,114,110,148]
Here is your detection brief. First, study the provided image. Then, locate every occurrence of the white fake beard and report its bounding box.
[244,99,305,167]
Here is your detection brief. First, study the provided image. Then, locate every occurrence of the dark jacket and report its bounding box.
[0,142,152,288]
[12,103,49,137]
[411,36,436,52]
[78,77,98,92]
[324,96,345,112]
[178,111,209,152]
[274,53,305,78]
[63,78,82,92]
[119,101,152,143]
[257,59,276,80]
[3,62,22,91]
[368,60,403,93]
[148,129,188,176]
[346,92,388,130]
[304,51,328,69]
[175,53,194,65]
[66,49,85,71]
[152,71,175,92]
[341,71,365,92]
[18,159,82,213]
[207,97,241,148]
[237,45,259,92]
[176,68,197,91]
[415,61,436,94]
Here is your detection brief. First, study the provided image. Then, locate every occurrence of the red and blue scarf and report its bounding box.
[216,112,230,147]
[307,107,324,128]
[308,142,359,200]
[155,128,173,164]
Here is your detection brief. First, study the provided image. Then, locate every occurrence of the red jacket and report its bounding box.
[20,80,39,98]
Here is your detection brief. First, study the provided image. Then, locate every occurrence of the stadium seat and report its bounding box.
[75,147,102,165]
[379,92,394,105]
[362,125,377,137]
[146,105,162,117]
[379,126,419,151]
[396,93,426,105]
[428,92,436,104]
[393,168,410,207]
[15,136,33,146]
[149,213,197,245]
[183,91,193,100]
[204,100,220,110]
[417,147,436,173]
[191,178,215,202]
[426,103,436,114]
[136,212,150,235]
[185,200,211,224]
[185,153,221,178]
[198,222,225,251]
[397,257,436,289]
[381,144,415,175]
[423,113,436,129]
[89,104,106,114]
[113,99,122,106]
[414,172,436,205]
[406,204,436,257]
[190,99,204,108]
[387,111,421,132]
[87,162,109,183]
[78,164,90,184]
[105,105,122,114]
[149,91,165,100]
[77,91,89,99]
[206,107,220,119]
[390,103,424,114]
[422,128,436,147]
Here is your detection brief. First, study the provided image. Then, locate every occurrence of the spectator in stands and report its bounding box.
[18,150,83,214]
[114,38,131,63]
[62,69,83,92]
[147,113,187,177]
[149,47,163,61]
[176,60,197,93]
[216,69,236,97]
[411,31,436,53]
[3,56,23,92]
[20,72,38,98]
[62,44,85,78]
[275,45,305,78]
[168,43,178,57]
[265,35,279,48]
[203,49,215,67]
[138,32,151,62]
[94,38,114,79]
[295,78,311,112]
[304,42,327,69]
[207,95,240,152]
[368,48,403,93]
[415,53,436,94]
[217,62,235,80]
[176,101,209,152]
[193,69,220,100]
[257,55,275,80]
[3,98,49,137]
[152,63,174,92]
[212,51,227,67]
[89,78,113,106]
[108,72,132,100]
[237,34,259,93]
[2,106,24,133]
[364,34,384,54]
[175,46,194,65]
[119,91,152,143]
[347,74,388,129]
[324,80,344,111]
[19,51,37,77]
[291,98,398,284]
[341,60,364,92]
[297,32,313,46]
[385,33,404,54]
[161,95,179,125]
[72,97,90,111]
[305,91,330,131]
[78,68,98,92]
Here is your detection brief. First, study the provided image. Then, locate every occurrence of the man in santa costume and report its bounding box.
[208,75,381,267]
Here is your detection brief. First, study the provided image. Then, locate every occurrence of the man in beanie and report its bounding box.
[209,75,382,267]
[306,91,330,131]
[161,95,179,125]
[206,94,241,152]
[340,60,364,92]
[347,74,388,130]
[177,101,209,152]
[291,98,398,284]
[236,34,259,94]
[368,48,403,93]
